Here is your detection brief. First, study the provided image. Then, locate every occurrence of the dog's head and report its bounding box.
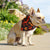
[29,7,45,26]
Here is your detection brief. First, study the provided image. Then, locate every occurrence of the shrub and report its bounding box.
[42,24,50,32]
[0,21,15,31]
[0,20,15,41]
[0,27,9,41]
[34,27,43,35]
[5,2,19,9]
[44,24,50,28]
[0,9,19,23]
[49,29,50,32]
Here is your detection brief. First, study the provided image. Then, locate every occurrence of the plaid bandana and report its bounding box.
[21,15,37,31]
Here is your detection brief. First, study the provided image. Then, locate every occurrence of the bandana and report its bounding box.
[21,15,37,31]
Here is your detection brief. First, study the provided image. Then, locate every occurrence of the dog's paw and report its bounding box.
[29,43,35,46]
[22,44,27,46]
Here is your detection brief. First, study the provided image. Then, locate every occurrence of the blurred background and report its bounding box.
[23,0,50,24]
[0,0,50,41]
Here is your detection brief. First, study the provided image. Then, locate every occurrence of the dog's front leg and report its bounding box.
[28,35,34,45]
[21,31,26,46]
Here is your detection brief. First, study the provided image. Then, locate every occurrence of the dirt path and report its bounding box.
[0,32,50,50]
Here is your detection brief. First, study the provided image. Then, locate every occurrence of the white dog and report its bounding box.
[7,7,45,46]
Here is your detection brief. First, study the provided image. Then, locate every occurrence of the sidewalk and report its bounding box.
[0,32,50,50]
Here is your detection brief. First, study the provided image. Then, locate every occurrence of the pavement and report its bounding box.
[0,32,50,50]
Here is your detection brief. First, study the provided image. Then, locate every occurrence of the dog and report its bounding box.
[7,7,45,46]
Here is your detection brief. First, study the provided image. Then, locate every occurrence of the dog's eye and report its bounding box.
[37,17,41,19]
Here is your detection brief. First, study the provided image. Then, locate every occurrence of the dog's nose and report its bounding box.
[42,19,45,23]
[42,19,44,21]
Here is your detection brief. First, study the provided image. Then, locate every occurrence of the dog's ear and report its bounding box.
[29,7,35,15]
[37,8,40,13]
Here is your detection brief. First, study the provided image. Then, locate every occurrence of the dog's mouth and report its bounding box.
[34,21,46,26]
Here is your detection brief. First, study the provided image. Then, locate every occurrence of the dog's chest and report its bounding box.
[21,15,36,31]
